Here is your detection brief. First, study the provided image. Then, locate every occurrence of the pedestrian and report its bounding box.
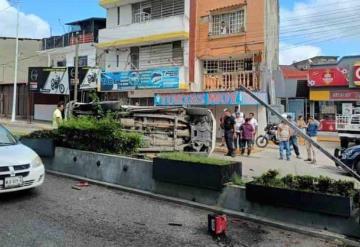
[53,101,64,129]
[232,106,240,118]
[305,116,320,164]
[234,112,245,153]
[277,120,291,161]
[248,112,258,144]
[287,115,301,159]
[297,115,307,145]
[240,118,255,156]
[219,115,225,147]
[223,109,236,157]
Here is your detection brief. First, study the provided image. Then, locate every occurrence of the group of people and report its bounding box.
[220,107,320,164]
[220,107,258,157]
[277,115,320,164]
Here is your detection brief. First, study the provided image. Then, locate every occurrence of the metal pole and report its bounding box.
[74,33,79,103]
[11,0,20,122]
[238,85,360,181]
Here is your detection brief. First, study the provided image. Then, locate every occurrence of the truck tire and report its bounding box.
[340,137,349,149]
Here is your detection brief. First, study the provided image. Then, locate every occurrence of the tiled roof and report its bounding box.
[281,65,308,80]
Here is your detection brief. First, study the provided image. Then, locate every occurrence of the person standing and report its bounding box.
[234,112,245,153]
[248,113,258,145]
[305,116,320,164]
[240,118,255,156]
[223,109,236,157]
[277,120,291,161]
[287,115,301,159]
[52,101,64,129]
[297,115,307,145]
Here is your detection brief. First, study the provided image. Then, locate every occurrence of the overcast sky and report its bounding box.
[0,0,359,65]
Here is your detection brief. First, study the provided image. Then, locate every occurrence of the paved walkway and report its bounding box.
[212,141,359,185]
[0,118,52,135]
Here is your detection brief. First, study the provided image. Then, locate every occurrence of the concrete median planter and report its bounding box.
[20,138,55,157]
[153,157,242,191]
[246,183,359,218]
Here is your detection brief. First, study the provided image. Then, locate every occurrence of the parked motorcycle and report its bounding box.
[255,123,279,148]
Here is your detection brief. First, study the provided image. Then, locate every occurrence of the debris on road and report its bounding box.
[168,223,183,227]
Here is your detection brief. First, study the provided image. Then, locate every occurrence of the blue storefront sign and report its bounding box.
[100,67,180,91]
[155,91,243,106]
[155,91,267,106]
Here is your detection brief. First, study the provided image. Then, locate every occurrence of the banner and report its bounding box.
[28,67,69,95]
[308,68,349,87]
[100,67,180,91]
[68,67,100,90]
[354,64,360,86]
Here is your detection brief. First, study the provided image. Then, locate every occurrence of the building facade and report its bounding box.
[34,18,106,121]
[0,37,47,119]
[98,0,190,105]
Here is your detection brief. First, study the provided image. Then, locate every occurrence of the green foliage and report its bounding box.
[232,175,245,186]
[89,90,104,118]
[22,130,57,139]
[24,116,142,155]
[252,170,360,198]
[158,152,232,166]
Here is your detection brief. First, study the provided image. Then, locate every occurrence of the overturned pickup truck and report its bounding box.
[66,101,216,154]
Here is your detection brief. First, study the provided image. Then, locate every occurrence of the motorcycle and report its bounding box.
[51,75,65,94]
[255,123,279,148]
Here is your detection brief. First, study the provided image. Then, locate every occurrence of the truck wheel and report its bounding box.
[340,137,349,149]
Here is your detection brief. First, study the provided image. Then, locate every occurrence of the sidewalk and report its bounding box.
[212,141,359,185]
[0,118,52,135]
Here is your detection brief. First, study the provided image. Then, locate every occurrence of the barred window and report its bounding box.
[203,59,252,74]
[210,10,245,36]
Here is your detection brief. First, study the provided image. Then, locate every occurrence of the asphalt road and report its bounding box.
[0,174,342,247]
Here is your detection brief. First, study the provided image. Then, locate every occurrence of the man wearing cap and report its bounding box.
[287,115,301,159]
[222,109,236,157]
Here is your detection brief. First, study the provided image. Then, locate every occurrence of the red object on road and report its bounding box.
[76,181,89,187]
[208,214,227,236]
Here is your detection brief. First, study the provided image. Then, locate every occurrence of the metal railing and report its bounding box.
[203,71,260,91]
[336,114,360,131]
[42,31,96,50]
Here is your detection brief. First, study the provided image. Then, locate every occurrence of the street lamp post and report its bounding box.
[11,0,20,122]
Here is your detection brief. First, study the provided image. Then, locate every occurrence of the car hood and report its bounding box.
[0,144,37,166]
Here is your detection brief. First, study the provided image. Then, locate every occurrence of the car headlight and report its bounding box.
[32,156,43,168]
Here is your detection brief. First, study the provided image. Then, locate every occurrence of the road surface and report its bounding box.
[0,174,342,247]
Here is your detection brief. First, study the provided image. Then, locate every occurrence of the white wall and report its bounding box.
[105,48,131,72]
[107,4,132,28]
[99,15,188,44]
[47,44,97,67]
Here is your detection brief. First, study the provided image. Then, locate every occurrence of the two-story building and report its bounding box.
[33,18,106,121]
[98,0,190,105]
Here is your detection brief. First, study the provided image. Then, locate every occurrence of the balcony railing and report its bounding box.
[203,71,260,91]
[42,31,97,50]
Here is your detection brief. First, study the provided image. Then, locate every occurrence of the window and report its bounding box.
[117,7,120,25]
[130,47,139,70]
[57,60,66,67]
[203,59,252,74]
[132,0,184,23]
[210,10,245,36]
[74,56,88,67]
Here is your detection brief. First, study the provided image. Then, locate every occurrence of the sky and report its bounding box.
[0,0,359,65]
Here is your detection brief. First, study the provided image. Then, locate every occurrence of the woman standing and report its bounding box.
[234,112,245,153]
[240,118,255,156]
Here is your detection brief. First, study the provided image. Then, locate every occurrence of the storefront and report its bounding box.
[308,56,360,131]
[154,90,268,138]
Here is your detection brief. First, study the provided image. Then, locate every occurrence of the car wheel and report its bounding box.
[340,137,349,149]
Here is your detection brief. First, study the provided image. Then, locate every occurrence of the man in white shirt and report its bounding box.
[52,102,64,128]
[248,113,258,142]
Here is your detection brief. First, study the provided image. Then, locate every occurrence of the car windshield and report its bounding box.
[0,125,17,145]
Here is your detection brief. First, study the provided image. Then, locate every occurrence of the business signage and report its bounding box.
[68,67,100,90]
[100,67,180,91]
[354,63,360,86]
[28,67,70,95]
[154,91,243,106]
[308,68,349,87]
[330,90,360,101]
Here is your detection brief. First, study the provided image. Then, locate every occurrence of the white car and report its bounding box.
[0,124,45,193]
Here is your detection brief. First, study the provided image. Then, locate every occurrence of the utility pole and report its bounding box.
[11,0,20,122]
[73,33,79,103]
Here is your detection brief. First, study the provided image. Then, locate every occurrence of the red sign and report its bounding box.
[330,90,360,101]
[308,68,349,87]
[354,65,360,86]
[319,119,336,132]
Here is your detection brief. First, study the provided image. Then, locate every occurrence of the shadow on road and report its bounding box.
[0,189,39,203]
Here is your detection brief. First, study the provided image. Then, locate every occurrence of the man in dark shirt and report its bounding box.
[222,109,236,157]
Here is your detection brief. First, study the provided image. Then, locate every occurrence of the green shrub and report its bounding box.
[24,116,142,155]
[158,152,232,166]
[22,130,57,139]
[252,170,359,198]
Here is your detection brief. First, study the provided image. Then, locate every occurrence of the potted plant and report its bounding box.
[20,130,56,157]
[246,170,360,217]
[153,152,242,191]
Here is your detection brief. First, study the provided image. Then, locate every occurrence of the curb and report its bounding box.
[47,170,360,246]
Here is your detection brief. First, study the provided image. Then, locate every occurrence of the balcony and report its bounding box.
[203,71,260,91]
[98,15,189,48]
[42,31,97,50]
